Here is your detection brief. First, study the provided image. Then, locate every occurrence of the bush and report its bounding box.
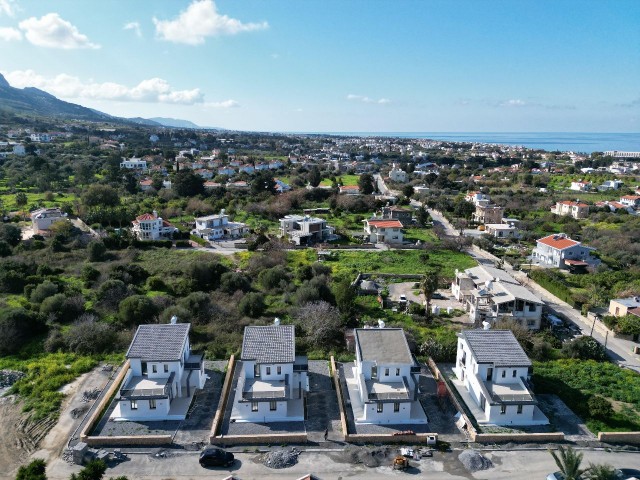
[0,307,45,355]
[146,276,168,292]
[239,292,265,317]
[118,295,158,326]
[15,459,47,480]
[81,265,100,284]
[219,271,251,294]
[86,240,107,262]
[30,280,59,305]
[63,318,118,354]
[616,315,640,336]
[588,395,613,419]
[258,265,291,292]
[562,336,608,361]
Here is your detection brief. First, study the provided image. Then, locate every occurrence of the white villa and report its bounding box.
[484,223,520,239]
[231,322,309,423]
[31,207,68,233]
[193,210,249,240]
[452,266,544,330]
[131,211,178,241]
[388,163,408,183]
[112,321,206,421]
[120,157,148,171]
[532,233,600,270]
[453,329,548,426]
[363,219,404,244]
[279,214,335,245]
[346,328,427,425]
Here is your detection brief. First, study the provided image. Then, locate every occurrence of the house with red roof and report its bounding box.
[531,233,600,269]
[620,195,640,210]
[132,211,178,241]
[339,185,361,195]
[363,219,404,244]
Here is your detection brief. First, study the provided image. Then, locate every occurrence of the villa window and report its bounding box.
[152,365,157,373]
[377,402,384,413]
[164,364,169,373]
[270,401,277,411]
[486,368,493,381]
[277,366,282,375]
[385,368,390,376]
[500,404,507,415]
[130,400,138,410]
[501,370,506,378]
[528,304,537,312]
[394,402,400,413]
[396,368,400,376]
[149,399,156,410]
[251,402,258,412]
[512,370,517,378]
[266,366,271,375]
[517,404,523,414]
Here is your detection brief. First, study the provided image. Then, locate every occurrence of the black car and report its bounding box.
[199,447,235,467]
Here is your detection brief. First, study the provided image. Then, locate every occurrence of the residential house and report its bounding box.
[217,167,235,176]
[274,179,292,193]
[620,195,640,210]
[131,211,178,241]
[238,165,255,174]
[339,185,361,195]
[139,179,154,192]
[552,200,590,219]
[363,219,404,244]
[413,185,430,195]
[532,233,600,269]
[453,329,548,426]
[204,181,223,190]
[111,321,205,421]
[484,223,520,239]
[30,133,50,143]
[472,204,504,225]
[346,328,427,424]
[12,144,25,156]
[388,164,408,183]
[231,322,309,423]
[598,180,624,191]
[193,211,249,240]
[226,180,249,190]
[31,208,68,233]
[569,181,591,192]
[596,201,635,214]
[381,205,413,226]
[465,191,491,206]
[608,297,640,317]
[451,265,544,329]
[279,215,335,245]
[120,157,148,171]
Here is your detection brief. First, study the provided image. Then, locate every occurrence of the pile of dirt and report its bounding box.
[0,370,25,388]
[458,449,493,471]
[340,446,394,468]
[257,449,300,469]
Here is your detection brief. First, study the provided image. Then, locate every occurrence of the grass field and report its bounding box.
[320,174,359,187]
[0,192,78,211]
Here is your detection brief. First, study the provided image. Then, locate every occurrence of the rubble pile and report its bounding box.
[341,446,393,467]
[81,389,100,402]
[458,450,493,472]
[258,449,300,469]
[0,370,25,388]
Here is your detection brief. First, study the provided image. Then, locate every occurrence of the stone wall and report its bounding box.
[598,431,640,444]
[211,433,307,446]
[209,355,236,442]
[80,360,130,443]
[330,356,349,439]
[84,435,172,447]
[345,433,437,444]
[473,432,564,443]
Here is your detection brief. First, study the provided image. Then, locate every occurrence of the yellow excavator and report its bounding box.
[392,455,410,470]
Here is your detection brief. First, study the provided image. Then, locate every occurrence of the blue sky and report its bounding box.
[0,0,638,132]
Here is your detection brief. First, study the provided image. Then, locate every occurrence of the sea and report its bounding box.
[313,132,640,154]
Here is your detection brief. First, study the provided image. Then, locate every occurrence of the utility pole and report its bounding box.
[590,316,596,337]
[604,331,609,351]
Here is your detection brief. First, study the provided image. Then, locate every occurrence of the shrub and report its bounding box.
[219,271,251,294]
[258,265,291,292]
[616,315,640,336]
[146,276,168,292]
[588,395,613,420]
[86,240,107,262]
[562,336,608,361]
[0,307,45,355]
[81,265,100,284]
[15,459,47,480]
[30,280,59,305]
[118,295,158,326]
[239,292,266,317]
[63,318,118,354]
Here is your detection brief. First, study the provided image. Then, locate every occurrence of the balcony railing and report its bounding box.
[184,352,204,370]
[367,377,412,401]
[120,385,170,398]
[239,375,289,401]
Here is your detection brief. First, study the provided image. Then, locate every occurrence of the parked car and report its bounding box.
[399,294,407,303]
[547,469,640,480]
[199,447,235,467]
[432,292,446,299]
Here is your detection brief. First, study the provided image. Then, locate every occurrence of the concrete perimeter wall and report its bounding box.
[209,355,236,443]
[80,360,130,444]
[213,433,308,446]
[598,432,640,444]
[330,356,349,440]
[84,434,172,447]
[346,433,437,444]
[474,432,564,443]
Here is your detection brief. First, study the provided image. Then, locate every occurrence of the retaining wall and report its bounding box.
[80,360,130,443]
[211,433,308,446]
[473,432,564,443]
[330,356,349,440]
[83,435,172,447]
[209,355,236,443]
[345,433,437,444]
[598,432,640,444]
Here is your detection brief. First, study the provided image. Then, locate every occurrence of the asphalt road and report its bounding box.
[38,448,640,480]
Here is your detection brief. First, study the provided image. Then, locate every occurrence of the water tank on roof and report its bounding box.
[482,321,491,330]
[274,317,280,326]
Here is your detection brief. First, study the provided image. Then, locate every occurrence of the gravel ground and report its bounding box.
[333,446,394,467]
[304,360,341,442]
[458,449,493,471]
[255,449,300,469]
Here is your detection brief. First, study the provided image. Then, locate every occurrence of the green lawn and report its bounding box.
[0,192,78,211]
[325,249,477,278]
[320,174,359,187]
[403,227,440,243]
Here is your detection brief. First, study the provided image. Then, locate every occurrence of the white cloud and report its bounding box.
[347,94,390,105]
[18,13,100,49]
[153,0,268,45]
[2,69,204,105]
[500,99,527,107]
[123,21,142,38]
[0,26,21,41]
[204,99,239,108]
[0,0,17,17]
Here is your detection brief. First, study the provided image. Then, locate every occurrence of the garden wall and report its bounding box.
[598,432,640,444]
[209,355,236,443]
[330,356,349,439]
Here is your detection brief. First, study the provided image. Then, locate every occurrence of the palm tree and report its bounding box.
[585,463,617,480]
[548,446,589,480]
[421,267,440,317]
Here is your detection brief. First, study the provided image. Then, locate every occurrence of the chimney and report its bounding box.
[482,321,491,330]
[274,317,280,326]
[378,319,385,329]
[153,210,158,219]
[170,315,178,324]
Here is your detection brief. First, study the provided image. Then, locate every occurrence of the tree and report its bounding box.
[293,301,342,349]
[64,317,118,354]
[548,446,588,480]
[562,336,607,361]
[15,459,47,480]
[402,184,414,198]
[358,173,375,195]
[0,308,44,355]
[30,280,59,304]
[238,292,265,317]
[307,166,321,187]
[15,192,28,208]
[87,241,107,262]
[588,395,613,420]
[82,185,120,208]
[333,276,357,322]
[172,170,205,197]
[421,267,440,317]
[118,295,158,326]
[0,240,11,257]
[70,459,107,480]
[415,206,430,227]
[0,223,21,246]
[584,464,617,480]
[251,170,276,195]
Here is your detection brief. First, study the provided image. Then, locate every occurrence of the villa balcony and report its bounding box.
[120,372,174,399]
[185,352,204,370]
[365,376,412,401]
[239,375,289,401]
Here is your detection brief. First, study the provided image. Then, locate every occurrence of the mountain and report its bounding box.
[0,73,113,122]
[148,117,201,129]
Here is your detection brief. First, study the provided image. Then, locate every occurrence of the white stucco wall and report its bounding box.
[363,400,412,423]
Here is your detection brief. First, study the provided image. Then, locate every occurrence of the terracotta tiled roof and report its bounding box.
[537,234,579,250]
[621,195,640,200]
[558,201,588,207]
[135,213,156,221]
[367,219,403,228]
